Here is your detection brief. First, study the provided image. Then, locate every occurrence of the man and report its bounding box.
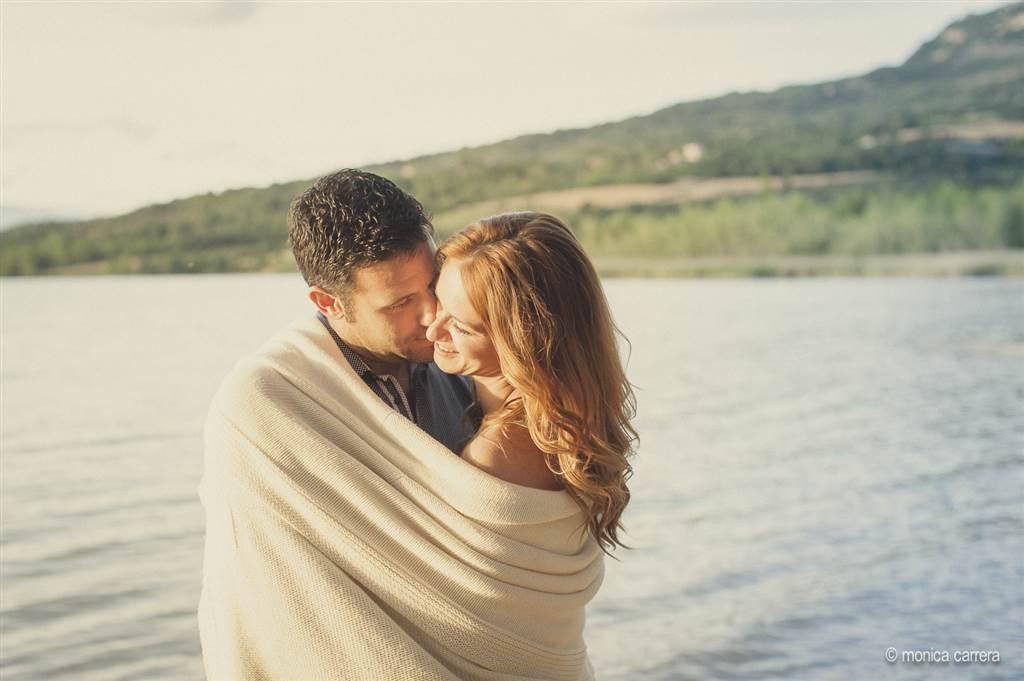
[288,169,475,451]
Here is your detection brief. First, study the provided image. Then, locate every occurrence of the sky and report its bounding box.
[0,0,1011,226]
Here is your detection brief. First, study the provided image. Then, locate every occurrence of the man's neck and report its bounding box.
[347,338,412,396]
[328,318,409,379]
[352,346,407,379]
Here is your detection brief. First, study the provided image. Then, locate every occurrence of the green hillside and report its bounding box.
[3,2,1023,277]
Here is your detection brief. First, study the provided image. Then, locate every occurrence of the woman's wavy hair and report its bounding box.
[438,212,638,553]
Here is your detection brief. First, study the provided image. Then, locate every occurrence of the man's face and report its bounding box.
[333,241,439,366]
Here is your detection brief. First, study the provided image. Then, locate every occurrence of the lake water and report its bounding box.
[1,275,1022,681]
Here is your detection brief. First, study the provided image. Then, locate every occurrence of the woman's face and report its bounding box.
[426,259,502,377]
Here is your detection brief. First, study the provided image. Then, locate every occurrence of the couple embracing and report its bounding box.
[198,169,637,680]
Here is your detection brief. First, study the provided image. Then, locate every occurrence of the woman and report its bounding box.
[427,211,637,552]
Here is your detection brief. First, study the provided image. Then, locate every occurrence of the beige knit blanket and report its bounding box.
[198,316,603,681]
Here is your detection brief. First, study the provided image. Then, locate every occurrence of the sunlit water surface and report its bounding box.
[2,275,1022,680]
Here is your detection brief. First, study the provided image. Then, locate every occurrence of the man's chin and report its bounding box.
[405,344,436,365]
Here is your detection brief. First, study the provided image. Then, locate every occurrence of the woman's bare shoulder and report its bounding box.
[461,425,563,491]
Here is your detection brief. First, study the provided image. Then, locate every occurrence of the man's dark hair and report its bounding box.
[288,169,433,307]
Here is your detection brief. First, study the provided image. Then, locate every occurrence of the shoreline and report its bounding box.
[6,250,1023,279]
[590,250,1024,278]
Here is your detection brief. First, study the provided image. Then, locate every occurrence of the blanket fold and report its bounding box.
[199,316,602,681]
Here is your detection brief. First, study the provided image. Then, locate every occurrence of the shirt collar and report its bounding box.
[316,312,374,379]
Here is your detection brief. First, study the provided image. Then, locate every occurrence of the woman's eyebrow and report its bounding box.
[436,281,484,332]
[438,298,474,330]
[450,314,484,333]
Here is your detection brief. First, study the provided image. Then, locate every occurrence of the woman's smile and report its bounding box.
[434,343,458,357]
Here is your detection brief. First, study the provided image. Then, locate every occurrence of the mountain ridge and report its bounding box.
[3,2,1022,276]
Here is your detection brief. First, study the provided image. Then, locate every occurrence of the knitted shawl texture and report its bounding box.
[198,316,603,680]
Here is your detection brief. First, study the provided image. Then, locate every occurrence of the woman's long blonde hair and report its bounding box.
[438,212,638,553]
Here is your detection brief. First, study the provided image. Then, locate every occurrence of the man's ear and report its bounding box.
[308,286,347,320]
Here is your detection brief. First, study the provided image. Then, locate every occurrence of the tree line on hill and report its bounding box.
[2,2,1022,276]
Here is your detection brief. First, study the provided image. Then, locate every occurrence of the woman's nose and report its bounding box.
[417,294,438,329]
[426,311,449,342]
